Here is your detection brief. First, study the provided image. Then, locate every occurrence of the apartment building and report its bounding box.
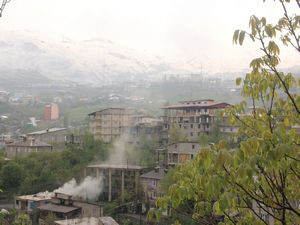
[88,108,134,143]
[129,115,163,143]
[161,99,235,143]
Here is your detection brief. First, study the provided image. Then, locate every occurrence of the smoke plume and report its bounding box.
[105,134,135,165]
[54,176,103,200]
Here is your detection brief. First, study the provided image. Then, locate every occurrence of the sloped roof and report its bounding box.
[88,108,133,116]
[38,203,80,213]
[27,128,67,135]
[140,167,166,180]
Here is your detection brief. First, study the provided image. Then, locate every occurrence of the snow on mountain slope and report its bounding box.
[0,31,187,85]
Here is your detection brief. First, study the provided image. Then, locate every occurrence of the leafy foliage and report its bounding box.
[0,132,108,197]
[150,1,300,224]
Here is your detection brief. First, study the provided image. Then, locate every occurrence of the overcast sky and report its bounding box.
[0,0,298,72]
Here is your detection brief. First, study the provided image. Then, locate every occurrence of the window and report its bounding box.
[190,132,193,137]
[191,124,193,129]
[191,154,194,159]
[179,124,182,128]
[192,145,195,149]
[198,124,201,128]
[175,144,177,148]
[207,124,209,128]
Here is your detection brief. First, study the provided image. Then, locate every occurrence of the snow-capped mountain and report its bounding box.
[0,31,189,86]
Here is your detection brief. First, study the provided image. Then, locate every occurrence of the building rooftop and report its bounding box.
[162,101,230,110]
[88,108,133,116]
[55,217,119,225]
[6,139,52,147]
[140,167,166,180]
[16,192,53,202]
[27,128,67,135]
[38,203,80,214]
[166,141,201,146]
[87,164,143,170]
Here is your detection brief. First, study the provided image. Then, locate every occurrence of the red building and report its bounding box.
[43,103,59,121]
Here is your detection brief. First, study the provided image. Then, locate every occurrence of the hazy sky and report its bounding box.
[0,0,298,72]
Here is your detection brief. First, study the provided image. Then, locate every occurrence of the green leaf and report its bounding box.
[236,77,242,86]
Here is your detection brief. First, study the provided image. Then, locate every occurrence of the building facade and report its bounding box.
[27,128,68,145]
[140,167,165,207]
[88,108,134,143]
[161,99,236,144]
[84,164,144,202]
[5,138,53,158]
[157,142,201,166]
[44,103,59,121]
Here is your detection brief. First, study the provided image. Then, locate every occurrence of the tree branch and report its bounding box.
[0,0,11,17]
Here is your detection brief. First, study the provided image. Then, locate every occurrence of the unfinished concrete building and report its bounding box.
[84,164,144,202]
[88,108,134,143]
[129,115,163,144]
[156,142,201,166]
[161,99,237,144]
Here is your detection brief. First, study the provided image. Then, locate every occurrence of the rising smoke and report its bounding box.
[105,134,136,165]
[54,176,103,200]
[53,135,136,200]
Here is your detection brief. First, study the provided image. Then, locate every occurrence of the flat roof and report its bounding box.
[38,203,80,214]
[16,193,53,202]
[178,99,214,103]
[162,102,230,110]
[27,128,67,135]
[88,108,133,116]
[166,141,200,146]
[55,217,119,225]
[87,164,143,170]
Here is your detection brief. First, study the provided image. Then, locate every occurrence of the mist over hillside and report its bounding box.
[0,31,190,86]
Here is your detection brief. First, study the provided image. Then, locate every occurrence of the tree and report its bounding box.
[149,1,300,224]
[12,213,31,225]
[0,162,24,193]
[169,124,188,144]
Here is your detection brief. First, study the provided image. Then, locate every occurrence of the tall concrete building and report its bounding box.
[88,108,134,143]
[44,103,59,121]
[161,99,237,144]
